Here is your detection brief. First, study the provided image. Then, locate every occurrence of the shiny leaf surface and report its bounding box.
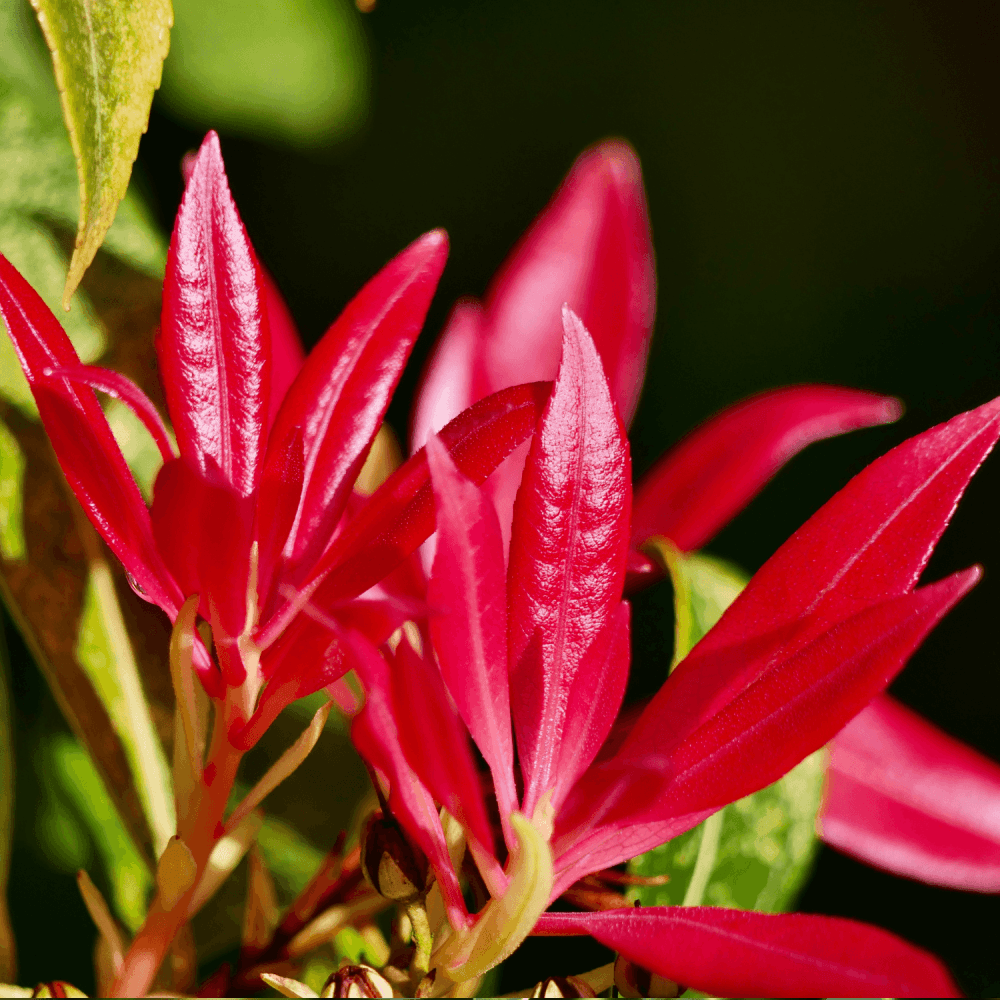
[820,694,1000,891]
[535,905,961,998]
[631,385,902,555]
[508,309,630,816]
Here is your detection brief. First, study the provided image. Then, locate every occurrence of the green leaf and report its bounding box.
[29,0,172,303]
[44,732,153,931]
[0,620,16,982]
[76,551,175,857]
[642,537,749,669]
[0,420,26,562]
[630,541,823,913]
[629,749,826,913]
[0,410,171,867]
[160,0,369,147]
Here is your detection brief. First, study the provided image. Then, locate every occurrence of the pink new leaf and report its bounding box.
[631,384,903,555]
[267,382,551,641]
[260,267,306,430]
[534,907,960,998]
[0,253,182,617]
[49,365,175,463]
[426,434,517,831]
[508,308,631,817]
[642,569,980,819]
[624,396,1000,755]
[821,693,1000,891]
[390,637,500,884]
[264,230,448,574]
[551,601,630,812]
[346,632,470,930]
[480,141,655,428]
[159,131,270,498]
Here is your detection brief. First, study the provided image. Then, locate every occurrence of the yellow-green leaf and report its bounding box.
[29,0,172,304]
[643,537,749,669]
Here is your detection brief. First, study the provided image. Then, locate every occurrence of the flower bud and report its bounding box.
[31,985,88,998]
[528,974,597,997]
[613,954,681,999]
[360,812,430,902]
[321,964,395,998]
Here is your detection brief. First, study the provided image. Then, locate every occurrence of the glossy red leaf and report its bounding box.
[260,267,306,430]
[346,632,470,930]
[631,385,902,554]
[550,811,713,900]
[159,131,270,498]
[151,458,253,664]
[257,382,551,648]
[624,396,1000,756]
[632,569,979,820]
[551,601,630,813]
[410,299,486,452]
[480,141,655,428]
[534,906,961,998]
[236,622,348,749]
[390,636,498,870]
[508,309,631,817]
[821,694,1000,891]
[0,252,182,617]
[50,364,175,462]
[264,230,447,574]
[426,434,517,832]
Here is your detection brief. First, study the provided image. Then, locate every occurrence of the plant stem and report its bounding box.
[682,807,724,907]
[110,708,243,997]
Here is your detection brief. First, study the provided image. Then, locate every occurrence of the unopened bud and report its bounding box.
[31,985,88,998]
[613,954,681,999]
[321,964,395,998]
[529,974,597,998]
[360,813,429,902]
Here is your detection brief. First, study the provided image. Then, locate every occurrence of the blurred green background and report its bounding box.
[4,0,1000,994]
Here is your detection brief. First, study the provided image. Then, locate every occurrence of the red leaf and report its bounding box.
[263,230,447,574]
[50,364,175,462]
[533,906,961,998]
[821,694,1000,891]
[426,434,517,833]
[346,632,470,930]
[631,385,902,554]
[260,267,306,431]
[480,141,656,428]
[508,309,631,818]
[390,636,498,867]
[159,132,270,498]
[257,382,551,648]
[0,252,182,617]
[551,601,630,812]
[595,570,978,827]
[625,396,1000,754]
[410,299,486,452]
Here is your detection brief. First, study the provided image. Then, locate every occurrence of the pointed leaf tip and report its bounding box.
[30,0,173,303]
[160,129,270,497]
[632,385,907,555]
[508,309,631,816]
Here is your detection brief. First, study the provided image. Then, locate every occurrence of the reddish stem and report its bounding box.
[111,713,244,997]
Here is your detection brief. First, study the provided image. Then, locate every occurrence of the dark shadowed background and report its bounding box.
[8,0,1000,994]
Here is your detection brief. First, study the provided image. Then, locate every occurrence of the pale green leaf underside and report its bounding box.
[30,0,172,303]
